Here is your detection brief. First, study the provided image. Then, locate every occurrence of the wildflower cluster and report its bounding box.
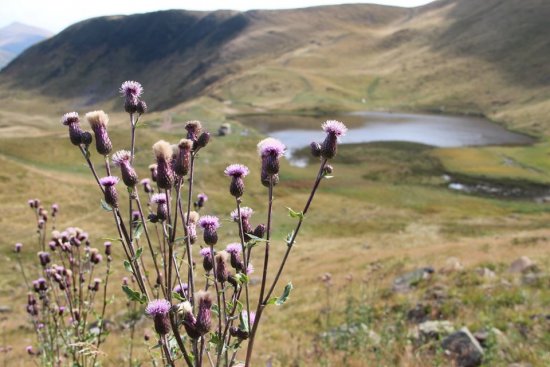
[59,80,346,366]
[16,201,111,366]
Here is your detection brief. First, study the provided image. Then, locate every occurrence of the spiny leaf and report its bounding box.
[286,207,304,219]
[100,199,112,212]
[123,260,133,274]
[267,282,293,306]
[121,285,145,304]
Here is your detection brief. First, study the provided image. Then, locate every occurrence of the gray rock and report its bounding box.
[476,267,496,279]
[393,267,434,293]
[0,306,12,313]
[218,123,231,136]
[509,256,536,273]
[442,327,484,367]
[440,257,463,274]
[418,320,454,339]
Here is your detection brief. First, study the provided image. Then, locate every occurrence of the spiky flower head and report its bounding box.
[186,211,200,224]
[257,138,286,157]
[200,247,212,258]
[120,81,143,100]
[99,176,119,187]
[145,299,172,335]
[112,150,131,166]
[225,243,242,254]
[230,207,253,221]
[15,242,22,253]
[174,139,193,177]
[322,120,348,137]
[152,140,172,160]
[61,112,79,126]
[197,193,208,202]
[151,193,168,204]
[224,164,249,178]
[321,120,347,159]
[258,138,286,175]
[198,216,220,230]
[215,251,230,282]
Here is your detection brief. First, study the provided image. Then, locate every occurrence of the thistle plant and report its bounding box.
[16,200,112,366]
[59,80,347,366]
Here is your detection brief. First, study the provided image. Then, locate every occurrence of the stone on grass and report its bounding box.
[508,256,536,273]
[440,257,463,274]
[442,327,484,367]
[392,267,434,293]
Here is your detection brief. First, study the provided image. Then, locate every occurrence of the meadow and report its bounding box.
[0,95,549,366]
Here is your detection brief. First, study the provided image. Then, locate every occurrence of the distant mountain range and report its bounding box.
[0,22,52,69]
[0,0,549,133]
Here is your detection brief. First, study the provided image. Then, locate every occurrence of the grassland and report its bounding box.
[0,100,549,366]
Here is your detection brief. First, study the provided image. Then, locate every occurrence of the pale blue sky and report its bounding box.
[1,0,435,33]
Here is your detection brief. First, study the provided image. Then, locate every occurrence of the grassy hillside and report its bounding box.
[1,0,549,134]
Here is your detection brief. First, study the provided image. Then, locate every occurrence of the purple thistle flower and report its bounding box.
[200,247,212,258]
[230,207,253,221]
[198,193,208,202]
[120,81,143,100]
[26,346,34,355]
[321,120,347,159]
[224,164,249,178]
[151,193,168,221]
[200,247,214,271]
[61,112,84,146]
[100,176,119,208]
[61,112,79,126]
[145,299,172,335]
[198,216,220,230]
[225,243,242,254]
[258,138,286,176]
[104,241,112,256]
[195,193,208,210]
[112,150,139,187]
[151,193,168,204]
[140,178,153,193]
[173,283,188,299]
[86,110,112,155]
[322,120,348,137]
[231,207,254,238]
[14,242,22,253]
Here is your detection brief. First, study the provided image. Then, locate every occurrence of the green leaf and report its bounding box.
[133,221,143,240]
[172,292,186,302]
[121,285,145,304]
[100,199,112,212]
[123,260,133,274]
[233,273,249,285]
[239,310,249,332]
[132,247,143,262]
[174,236,187,243]
[211,303,220,317]
[286,207,304,219]
[286,231,295,247]
[245,233,267,242]
[267,282,293,306]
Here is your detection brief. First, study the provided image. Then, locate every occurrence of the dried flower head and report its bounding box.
[152,140,172,160]
[111,150,131,166]
[86,110,112,155]
[86,110,109,128]
[112,150,138,186]
[152,140,174,189]
[185,120,203,141]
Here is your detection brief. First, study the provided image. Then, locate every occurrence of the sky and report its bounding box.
[1,0,435,33]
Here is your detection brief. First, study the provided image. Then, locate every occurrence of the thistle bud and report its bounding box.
[261,167,279,187]
[89,278,101,292]
[148,164,158,182]
[196,132,210,149]
[14,243,22,253]
[195,291,212,336]
[310,141,322,157]
[215,251,230,283]
[195,193,208,209]
[86,110,112,155]
[137,100,148,115]
[323,164,334,175]
[38,252,50,267]
[230,326,249,340]
[253,224,266,239]
[81,131,93,145]
[140,178,153,193]
[174,139,193,177]
[152,141,174,189]
[200,247,213,272]
[99,176,119,208]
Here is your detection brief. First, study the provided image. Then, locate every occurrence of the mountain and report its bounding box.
[0,0,549,133]
[0,22,52,69]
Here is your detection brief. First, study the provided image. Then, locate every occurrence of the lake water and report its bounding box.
[239,111,535,166]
